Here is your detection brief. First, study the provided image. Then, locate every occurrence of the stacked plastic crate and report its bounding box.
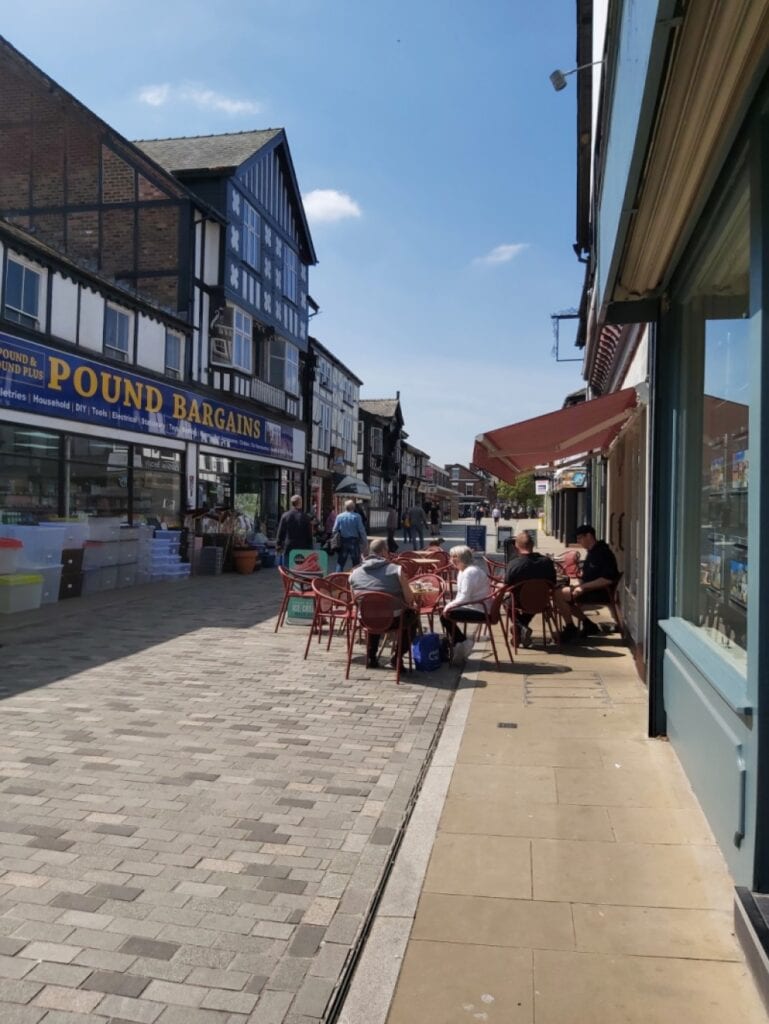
[2,525,66,608]
[137,529,191,583]
[0,534,43,614]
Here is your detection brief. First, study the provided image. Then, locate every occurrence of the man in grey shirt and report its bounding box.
[407,504,428,550]
[350,538,417,670]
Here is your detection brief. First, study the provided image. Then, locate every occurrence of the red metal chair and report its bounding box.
[482,556,506,585]
[304,577,355,659]
[274,566,315,633]
[347,592,413,684]
[411,574,445,632]
[443,585,514,666]
[554,549,581,578]
[392,556,421,579]
[510,579,561,651]
[577,572,625,635]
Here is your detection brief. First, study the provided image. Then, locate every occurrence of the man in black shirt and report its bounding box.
[276,495,314,563]
[504,531,557,646]
[560,523,619,639]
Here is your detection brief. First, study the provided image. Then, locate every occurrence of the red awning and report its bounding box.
[473,387,637,482]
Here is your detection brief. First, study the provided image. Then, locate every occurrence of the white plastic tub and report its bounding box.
[88,518,123,542]
[82,542,105,570]
[40,520,89,549]
[0,537,23,575]
[116,564,136,588]
[0,574,43,614]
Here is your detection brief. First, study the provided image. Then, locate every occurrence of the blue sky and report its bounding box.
[3,0,585,467]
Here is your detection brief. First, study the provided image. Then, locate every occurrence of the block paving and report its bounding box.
[0,570,457,1022]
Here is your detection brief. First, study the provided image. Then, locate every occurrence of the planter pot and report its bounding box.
[233,549,260,574]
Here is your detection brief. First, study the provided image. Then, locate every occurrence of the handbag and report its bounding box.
[328,529,342,553]
[411,633,442,672]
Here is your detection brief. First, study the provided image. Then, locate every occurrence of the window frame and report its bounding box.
[104,304,131,362]
[283,247,298,303]
[4,256,41,329]
[242,200,260,270]
[232,308,253,374]
[164,329,183,380]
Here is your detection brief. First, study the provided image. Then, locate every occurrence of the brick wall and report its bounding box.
[0,45,187,315]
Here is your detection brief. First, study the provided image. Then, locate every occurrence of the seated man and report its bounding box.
[350,537,418,671]
[504,531,556,646]
[559,523,619,640]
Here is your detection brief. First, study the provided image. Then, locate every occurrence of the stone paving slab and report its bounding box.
[0,571,457,1022]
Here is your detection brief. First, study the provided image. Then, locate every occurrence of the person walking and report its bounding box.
[474,506,483,526]
[334,500,368,571]
[402,508,412,547]
[408,503,428,551]
[492,505,501,531]
[386,503,399,553]
[276,495,314,564]
[429,503,440,537]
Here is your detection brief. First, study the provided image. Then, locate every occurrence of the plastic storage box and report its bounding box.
[0,537,23,575]
[88,518,122,542]
[4,526,65,568]
[38,565,62,605]
[40,520,89,549]
[0,574,44,614]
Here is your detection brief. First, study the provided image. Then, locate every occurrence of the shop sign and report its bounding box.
[535,480,550,495]
[555,468,587,489]
[0,331,295,461]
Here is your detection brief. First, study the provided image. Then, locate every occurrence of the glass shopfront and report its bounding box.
[197,453,302,538]
[0,421,182,525]
[676,161,750,669]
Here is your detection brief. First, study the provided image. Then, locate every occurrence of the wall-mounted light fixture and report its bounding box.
[549,59,604,91]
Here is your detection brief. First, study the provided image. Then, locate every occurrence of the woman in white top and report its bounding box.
[440,545,492,647]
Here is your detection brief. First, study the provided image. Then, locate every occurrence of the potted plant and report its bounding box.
[232,523,260,574]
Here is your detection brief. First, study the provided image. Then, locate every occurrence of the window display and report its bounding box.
[679,164,749,661]
[0,425,59,519]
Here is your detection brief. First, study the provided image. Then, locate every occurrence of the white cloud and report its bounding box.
[473,242,529,266]
[137,83,261,115]
[303,189,362,224]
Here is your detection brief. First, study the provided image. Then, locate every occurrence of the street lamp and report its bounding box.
[549,59,604,91]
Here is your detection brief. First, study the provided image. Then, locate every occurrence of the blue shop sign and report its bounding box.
[0,331,295,460]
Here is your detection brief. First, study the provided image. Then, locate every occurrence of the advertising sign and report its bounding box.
[465,525,487,552]
[0,331,296,461]
[286,548,328,622]
[535,480,550,495]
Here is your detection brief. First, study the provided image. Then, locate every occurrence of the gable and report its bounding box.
[236,135,316,265]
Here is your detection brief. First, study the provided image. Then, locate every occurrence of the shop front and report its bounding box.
[0,330,306,595]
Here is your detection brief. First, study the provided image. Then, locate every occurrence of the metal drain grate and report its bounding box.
[497,722,518,729]
[523,672,610,708]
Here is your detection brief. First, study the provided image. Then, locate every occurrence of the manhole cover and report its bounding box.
[523,672,610,707]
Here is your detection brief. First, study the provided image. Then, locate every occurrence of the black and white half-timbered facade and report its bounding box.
[0,39,319,582]
[135,131,317,530]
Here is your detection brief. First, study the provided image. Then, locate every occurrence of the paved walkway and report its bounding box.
[338,525,768,1024]
[0,563,459,1023]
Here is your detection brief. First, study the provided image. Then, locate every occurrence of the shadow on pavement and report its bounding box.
[0,572,282,699]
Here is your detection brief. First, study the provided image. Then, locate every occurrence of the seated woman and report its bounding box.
[440,545,492,660]
[350,537,419,671]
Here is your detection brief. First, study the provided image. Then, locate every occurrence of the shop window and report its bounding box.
[198,453,232,510]
[104,305,131,362]
[66,438,130,519]
[165,330,183,380]
[0,425,59,519]
[133,446,182,527]
[4,257,40,329]
[678,163,749,662]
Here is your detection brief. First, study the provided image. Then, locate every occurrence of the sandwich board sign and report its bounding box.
[286,549,328,622]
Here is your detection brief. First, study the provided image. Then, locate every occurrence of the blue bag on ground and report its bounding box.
[412,633,441,672]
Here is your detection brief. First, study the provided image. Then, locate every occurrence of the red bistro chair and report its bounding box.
[482,556,507,585]
[510,579,561,651]
[347,592,413,684]
[443,585,514,667]
[304,577,355,659]
[411,573,446,632]
[275,566,315,633]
